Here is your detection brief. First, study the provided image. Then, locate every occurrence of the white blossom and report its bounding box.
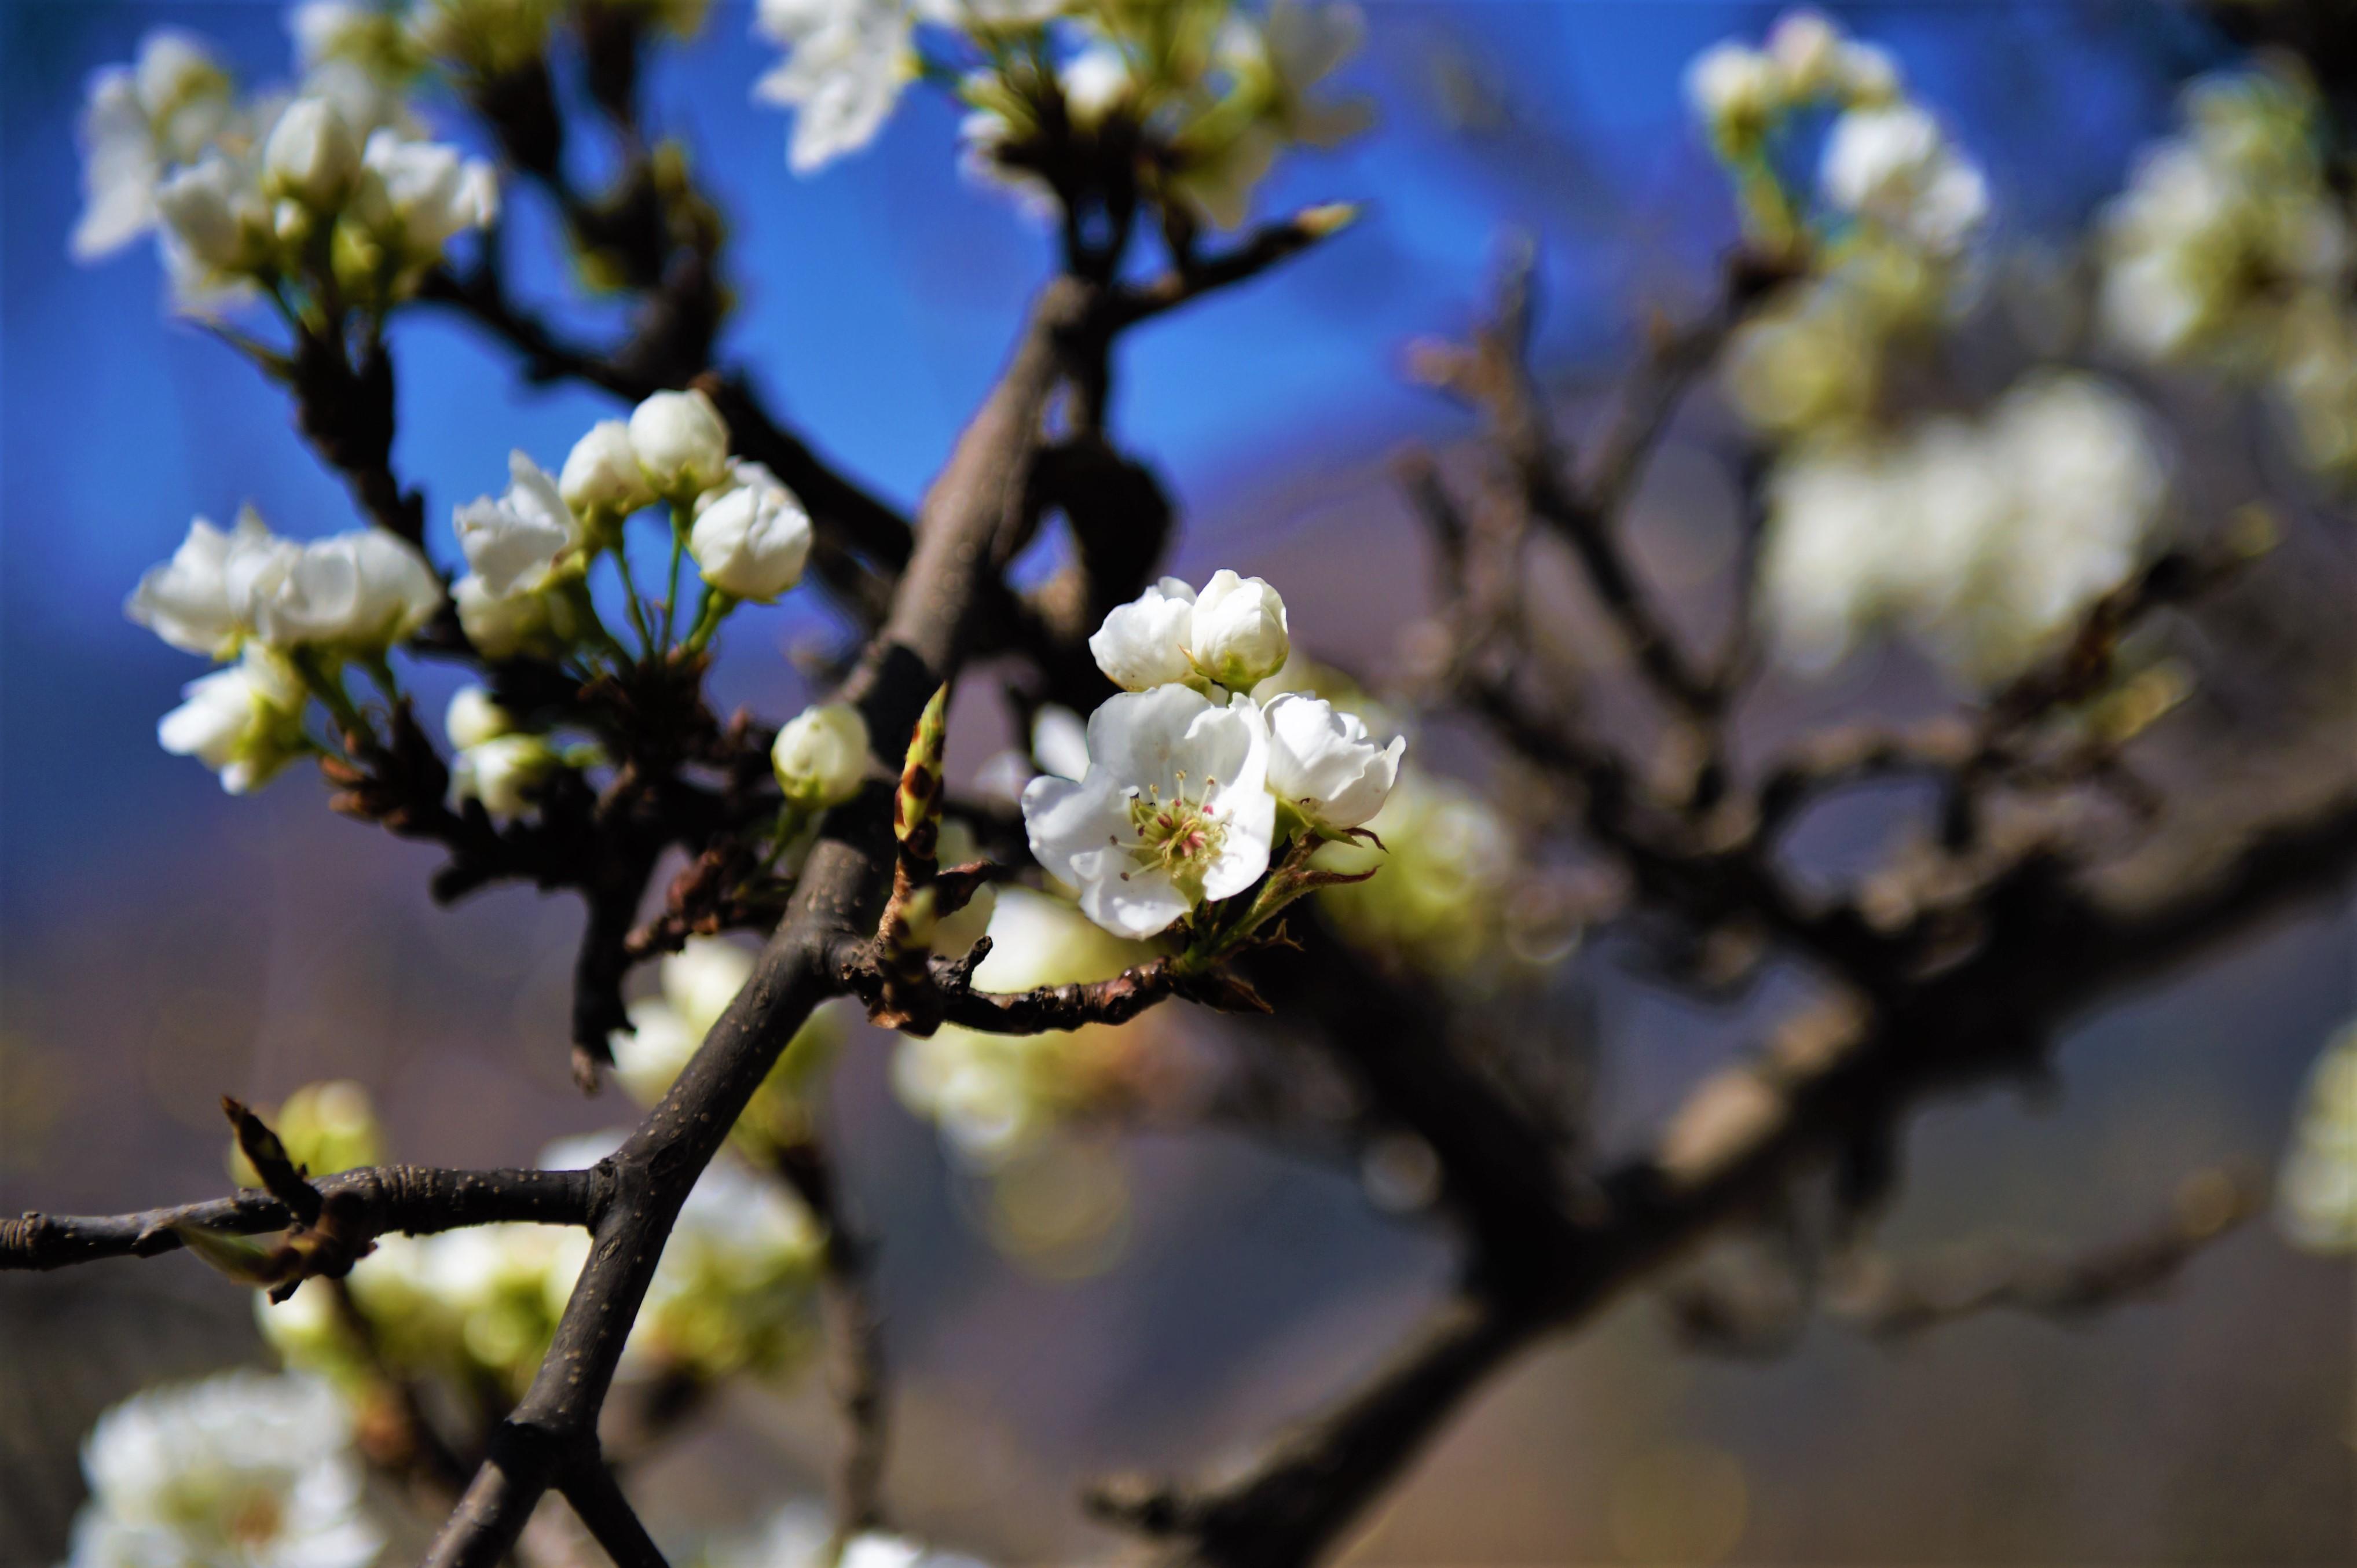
[454,572,558,660]
[1764,9,1841,99]
[1684,41,1777,154]
[351,127,497,267]
[157,647,311,794]
[627,388,732,497]
[559,419,656,519]
[611,937,755,1104]
[126,508,288,659]
[1820,104,1989,259]
[450,732,559,821]
[690,461,815,601]
[65,1370,380,1568]
[245,528,443,653]
[1089,576,1198,692]
[263,96,363,212]
[1189,570,1290,691]
[72,31,236,261]
[454,451,584,598]
[445,685,513,750]
[1022,684,1274,939]
[154,150,272,277]
[773,702,871,809]
[1262,692,1403,833]
[753,0,918,174]
[2279,1021,2357,1253]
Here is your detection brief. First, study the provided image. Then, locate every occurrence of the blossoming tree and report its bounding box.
[9,1,2356,1565]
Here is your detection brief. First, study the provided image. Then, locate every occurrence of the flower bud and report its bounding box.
[454,451,581,597]
[1188,570,1289,691]
[263,96,361,211]
[628,389,731,497]
[245,528,443,653]
[689,462,813,603]
[559,420,655,520]
[155,155,267,273]
[450,732,559,822]
[1765,9,1842,98]
[1088,577,1197,691]
[772,702,870,810]
[445,685,514,750]
[1685,41,1779,155]
[352,128,497,266]
[454,574,555,660]
[1263,692,1404,832]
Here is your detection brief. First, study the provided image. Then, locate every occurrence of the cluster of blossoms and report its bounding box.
[1021,570,1403,941]
[129,508,442,794]
[64,1370,382,1568]
[753,0,1368,231]
[2278,1020,2357,1254]
[259,1107,825,1393]
[1689,10,1992,442]
[2098,67,2356,483]
[1757,372,2169,686]
[74,23,496,314]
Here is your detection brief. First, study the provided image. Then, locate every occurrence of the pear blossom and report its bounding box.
[1189,570,1291,691]
[627,388,732,497]
[126,509,288,658]
[1031,704,1090,781]
[2279,1021,2357,1253]
[244,528,444,653]
[350,127,497,268]
[1262,692,1403,833]
[1316,765,1517,977]
[157,647,312,794]
[454,451,585,598]
[1089,577,1198,691]
[450,732,559,821]
[754,0,921,174]
[454,572,560,660]
[1764,10,1841,98]
[612,937,756,1104]
[72,30,236,261]
[263,96,363,212]
[64,1370,380,1568]
[445,685,514,750]
[690,461,815,601]
[1022,684,1275,939]
[772,702,871,809]
[1684,41,1778,155]
[153,150,273,278]
[560,420,657,519]
[1820,104,1989,259]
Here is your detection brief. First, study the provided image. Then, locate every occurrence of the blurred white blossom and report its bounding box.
[243,528,444,655]
[773,702,871,809]
[65,1370,380,1568]
[2279,1021,2357,1253]
[1821,103,1988,260]
[157,647,311,795]
[1759,372,2169,685]
[454,451,588,598]
[449,731,559,821]
[127,508,285,659]
[444,685,514,751]
[72,30,237,260]
[629,389,734,497]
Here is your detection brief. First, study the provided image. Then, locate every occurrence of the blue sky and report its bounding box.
[0,2,2224,904]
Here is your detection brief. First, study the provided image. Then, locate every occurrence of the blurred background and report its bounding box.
[2,1,2351,1563]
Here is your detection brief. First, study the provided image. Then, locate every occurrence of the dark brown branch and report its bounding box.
[1,1164,604,1272]
[556,1455,672,1568]
[1108,205,1358,330]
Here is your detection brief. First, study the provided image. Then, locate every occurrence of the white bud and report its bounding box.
[454,573,553,660]
[263,96,361,211]
[689,462,813,602]
[157,648,310,795]
[1685,41,1779,150]
[1262,692,1404,832]
[353,128,497,263]
[1188,570,1289,691]
[155,154,267,272]
[628,389,731,497]
[1088,577,1197,691]
[772,703,870,810]
[559,420,655,519]
[450,732,559,822]
[1765,9,1843,99]
[445,685,513,750]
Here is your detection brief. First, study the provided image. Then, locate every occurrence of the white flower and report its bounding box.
[454,451,584,598]
[245,528,443,652]
[1089,577,1198,691]
[65,1369,381,1568]
[772,702,871,809]
[126,508,287,658]
[263,96,363,211]
[626,388,732,497]
[2279,1021,2357,1253]
[1189,570,1291,691]
[611,938,755,1105]
[154,150,272,276]
[72,31,236,261]
[450,731,559,821]
[559,419,656,519]
[445,685,514,750]
[1834,40,1901,105]
[351,127,497,265]
[1262,692,1403,833]
[1031,703,1089,781]
[454,572,558,660]
[1758,442,1896,675]
[691,461,815,601]
[753,0,921,174]
[1022,684,1275,939]
[1820,104,1988,259]
[157,647,311,794]
[1764,9,1841,99]
[1685,41,1778,153]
